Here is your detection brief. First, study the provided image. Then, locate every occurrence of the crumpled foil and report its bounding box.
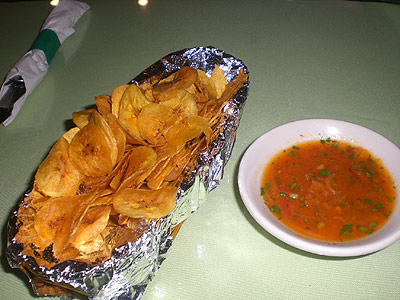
[6,46,249,299]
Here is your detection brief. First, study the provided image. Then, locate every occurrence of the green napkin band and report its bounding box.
[29,29,61,64]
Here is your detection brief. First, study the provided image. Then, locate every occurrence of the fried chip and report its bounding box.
[111,84,128,118]
[95,94,112,115]
[164,147,191,182]
[137,103,175,144]
[219,68,248,103]
[112,186,177,218]
[211,65,226,99]
[126,146,157,176]
[161,89,198,118]
[115,115,146,145]
[146,158,172,190]
[34,196,81,255]
[70,205,112,245]
[152,66,198,101]
[69,123,114,177]
[120,84,152,115]
[165,115,209,148]
[72,108,97,129]
[117,85,150,144]
[104,113,126,162]
[90,111,119,166]
[35,137,84,197]
[119,146,157,190]
[197,69,218,99]
[61,127,80,143]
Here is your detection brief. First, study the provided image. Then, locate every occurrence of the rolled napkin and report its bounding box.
[0,0,90,126]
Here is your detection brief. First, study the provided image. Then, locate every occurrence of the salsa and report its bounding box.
[260,138,397,242]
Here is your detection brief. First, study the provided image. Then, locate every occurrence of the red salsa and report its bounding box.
[260,138,397,242]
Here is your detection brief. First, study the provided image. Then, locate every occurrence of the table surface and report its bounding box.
[1,0,400,299]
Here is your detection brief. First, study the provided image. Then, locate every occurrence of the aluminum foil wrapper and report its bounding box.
[7,46,249,299]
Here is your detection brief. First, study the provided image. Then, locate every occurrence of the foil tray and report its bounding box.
[6,46,249,299]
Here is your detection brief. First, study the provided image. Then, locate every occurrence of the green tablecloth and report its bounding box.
[1,0,399,299]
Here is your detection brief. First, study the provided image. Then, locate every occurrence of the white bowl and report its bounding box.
[238,119,400,257]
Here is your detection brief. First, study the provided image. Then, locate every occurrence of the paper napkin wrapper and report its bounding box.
[0,0,89,126]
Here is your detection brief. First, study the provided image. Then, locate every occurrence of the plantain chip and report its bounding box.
[104,113,126,162]
[119,146,157,190]
[146,158,173,190]
[197,69,218,99]
[112,186,177,219]
[152,66,198,101]
[34,195,81,255]
[70,205,112,245]
[69,123,114,177]
[35,136,84,197]
[126,146,157,176]
[211,65,226,99]
[165,115,208,148]
[163,147,191,182]
[161,89,198,118]
[115,115,146,145]
[90,110,119,167]
[137,103,174,144]
[72,108,96,129]
[61,127,80,143]
[95,94,112,115]
[117,85,149,144]
[120,84,152,116]
[111,84,128,118]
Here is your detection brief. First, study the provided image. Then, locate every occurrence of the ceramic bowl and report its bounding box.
[238,119,400,256]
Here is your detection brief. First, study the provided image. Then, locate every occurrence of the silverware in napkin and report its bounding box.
[0,0,90,126]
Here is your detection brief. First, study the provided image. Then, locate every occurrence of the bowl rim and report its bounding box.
[238,118,400,257]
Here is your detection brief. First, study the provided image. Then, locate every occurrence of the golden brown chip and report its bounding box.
[139,82,153,90]
[165,115,208,148]
[126,146,157,176]
[71,234,107,254]
[133,144,177,188]
[69,123,114,177]
[95,94,112,115]
[146,158,173,190]
[211,65,226,99]
[164,147,191,182]
[153,66,198,101]
[111,84,128,118]
[112,186,177,218]
[72,108,96,129]
[120,84,152,116]
[115,115,146,145]
[161,89,198,118]
[147,147,192,188]
[219,68,248,103]
[34,195,81,255]
[70,205,111,245]
[104,113,126,162]
[90,110,119,166]
[90,194,114,207]
[109,153,129,190]
[197,69,218,99]
[137,103,175,144]
[30,186,47,201]
[118,85,151,144]
[35,136,84,197]
[61,127,80,143]
[119,146,157,190]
